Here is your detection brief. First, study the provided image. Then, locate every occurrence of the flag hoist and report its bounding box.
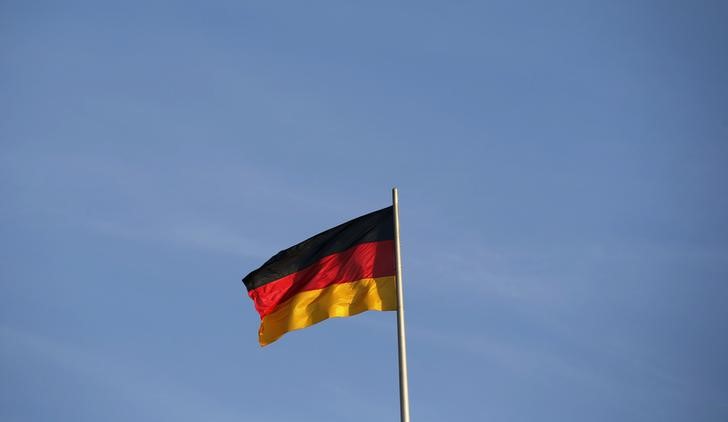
[241,188,411,422]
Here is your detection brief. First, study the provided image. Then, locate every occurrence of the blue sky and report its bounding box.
[2,1,727,421]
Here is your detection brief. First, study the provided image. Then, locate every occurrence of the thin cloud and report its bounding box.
[87,218,270,259]
[0,324,284,422]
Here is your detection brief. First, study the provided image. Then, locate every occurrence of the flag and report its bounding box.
[242,206,397,345]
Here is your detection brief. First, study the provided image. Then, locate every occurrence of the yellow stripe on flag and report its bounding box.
[258,276,397,346]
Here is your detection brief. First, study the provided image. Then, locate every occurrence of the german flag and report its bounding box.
[242,206,397,346]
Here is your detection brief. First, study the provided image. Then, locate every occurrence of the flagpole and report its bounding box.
[392,187,411,422]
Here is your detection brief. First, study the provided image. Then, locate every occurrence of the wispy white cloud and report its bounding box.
[1,150,357,258]
[0,324,284,422]
[411,235,728,314]
[351,314,585,379]
[86,218,270,259]
[353,305,728,415]
[408,244,589,313]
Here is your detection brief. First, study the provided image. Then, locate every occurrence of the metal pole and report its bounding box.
[392,187,411,422]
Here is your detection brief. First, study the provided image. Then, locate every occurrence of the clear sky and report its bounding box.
[2,1,727,421]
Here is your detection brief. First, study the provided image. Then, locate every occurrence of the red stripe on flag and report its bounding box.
[248,240,395,318]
